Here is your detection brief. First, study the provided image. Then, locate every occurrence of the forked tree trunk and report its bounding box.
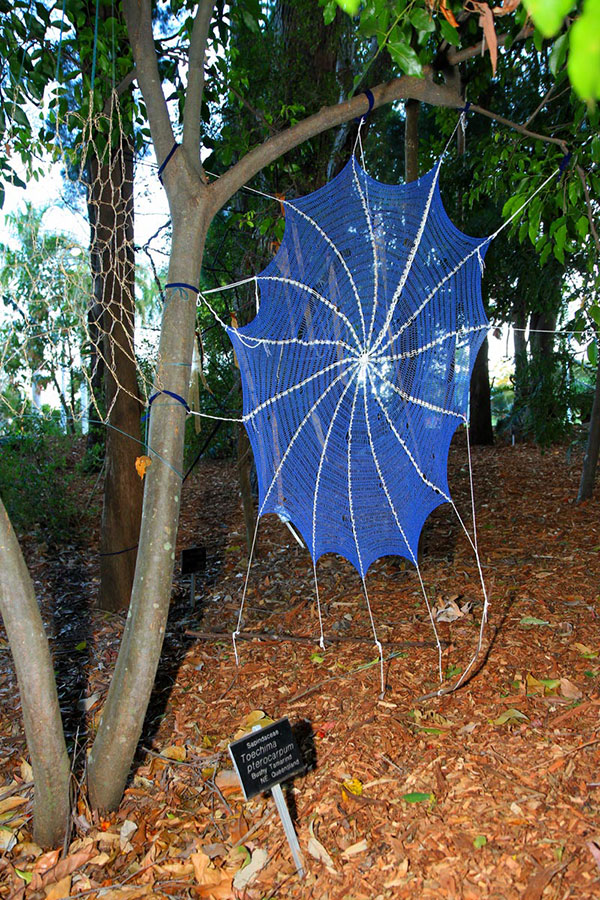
[89,130,143,612]
[0,498,70,848]
[469,338,494,445]
[87,181,210,810]
[577,348,600,503]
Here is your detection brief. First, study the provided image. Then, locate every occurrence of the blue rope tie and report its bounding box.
[558,151,572,181]
[165,281,199,293]
[355,88,375,123]
[158,143,180,183]
[142,390,190,423]
[461,101,472,114]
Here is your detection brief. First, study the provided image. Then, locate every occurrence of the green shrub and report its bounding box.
[0,413,82,543]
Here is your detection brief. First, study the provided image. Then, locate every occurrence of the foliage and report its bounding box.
[0,205,90,427]
[0,412,82,542]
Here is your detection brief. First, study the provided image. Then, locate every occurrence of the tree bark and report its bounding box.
[87,162,210,809]
[0,498,70,847]
[89,128,143,612]
[577,347,600,503]
[404,99,419,182]
[469,337,494,445]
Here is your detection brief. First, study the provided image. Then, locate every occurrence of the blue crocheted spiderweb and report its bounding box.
[228,157,490,575]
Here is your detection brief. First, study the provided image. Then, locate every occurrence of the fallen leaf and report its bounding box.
[34,849,61,875]
[0,795,28,817]
[232,848,268,889]
[402,791,434,804]
[119,819,138,852]
[522,861,568,900]
[44,874,71,900]
[160,744,186,761]
[0,826,18,852]
[342,777,363,797]
[307,835,336,871]
[520,616,551,626]
[385,857,410,886]
[559,677,582,700]
[494,708,529,726]
[341,838,368,858]
[587,840,600,873]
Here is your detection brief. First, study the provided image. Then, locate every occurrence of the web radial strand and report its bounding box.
[256,275,362,351]
[367,370,450,503]
[370,159,442,356]
[376,236,490,359]
[362,379,443,681]
[280,202,366,346]
[311,372,359,559]
[242,356,357,424]
[351,139,377,346]
[375,370,465,420]
[256,362,359,518]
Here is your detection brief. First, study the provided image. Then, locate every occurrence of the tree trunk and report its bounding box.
[404,99,419,182]
[577,346,600,503]
[512,302,528,403]
[237,423,256,555]
[89,128,143,612]
[87,180,210,811]
[469,337,494,445]
[0,498,70,847]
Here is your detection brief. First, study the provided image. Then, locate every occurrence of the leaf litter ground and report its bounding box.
[1,438,600,899]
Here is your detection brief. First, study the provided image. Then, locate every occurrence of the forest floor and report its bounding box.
[1,436,600,899]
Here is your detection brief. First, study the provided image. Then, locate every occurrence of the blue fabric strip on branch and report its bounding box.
[142,390,190,423]
[158,144,180,183]
[165,281,199,293]
[355,89,375,123]
[558,151,572,181]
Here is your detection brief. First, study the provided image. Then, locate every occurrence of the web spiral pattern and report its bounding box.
[229,157,490,576]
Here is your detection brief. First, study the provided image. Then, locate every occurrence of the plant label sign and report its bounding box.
[229,718,304,800]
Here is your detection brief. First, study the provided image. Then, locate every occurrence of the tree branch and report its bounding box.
[182,0,216,168]
[446,25,533,65]
[122,0,175,168]
[210,69,463,209]
[468,103,569,151]
[577,165,600,258]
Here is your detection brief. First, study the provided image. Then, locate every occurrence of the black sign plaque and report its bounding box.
[181,546,206,575]
[229,718,305,800]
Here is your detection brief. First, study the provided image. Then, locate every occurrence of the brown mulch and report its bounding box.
[1,437,600,899]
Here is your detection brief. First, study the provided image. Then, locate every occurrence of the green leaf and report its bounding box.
[439,18,460,46]
[494,708,529,725]
[75,640,87,651]
[522,0,575,37]
[387,41,423,77]
[473,835,487,849]
[15,869,33,884]
[410,8,435,33]
[549,32,569,75]
[322,0,337,25]
[402,791,434,804]
[589,305,600,327]
[588,341,598,367]
[568,1,600,101]
[335,0,360,15]
[520,616,551,626]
